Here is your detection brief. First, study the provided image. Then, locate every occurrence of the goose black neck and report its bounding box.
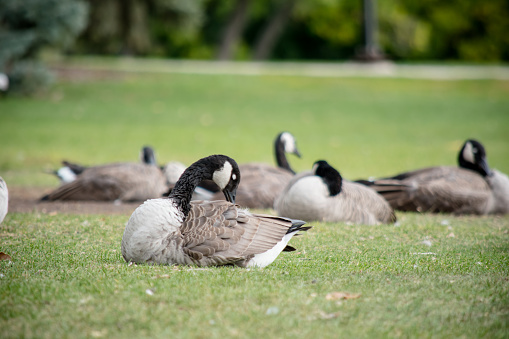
[141,146,156,165]
[315,160,342,196]
[169,161,212,216]
[274,133,294,174]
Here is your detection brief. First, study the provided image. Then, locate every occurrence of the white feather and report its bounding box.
[56,167,78,183]
[247,232,297,268]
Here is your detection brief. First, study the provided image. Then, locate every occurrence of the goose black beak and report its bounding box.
[294,148,302,158]
[479,158,493,177]
[223,188,237,204]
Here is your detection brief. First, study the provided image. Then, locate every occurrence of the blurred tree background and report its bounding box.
[1,0,508,94]
[73,0,509,61]
[0,0,88,94]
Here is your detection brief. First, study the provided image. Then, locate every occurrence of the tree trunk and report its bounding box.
[216,0,252,60]
[253,0,295,61]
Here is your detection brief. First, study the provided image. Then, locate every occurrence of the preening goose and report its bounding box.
[211,131,301,209]
[356,139,509,215]
[275,160,396,225]
[121,154,311,267]
[54,146,157,184]
[0,177,8,224]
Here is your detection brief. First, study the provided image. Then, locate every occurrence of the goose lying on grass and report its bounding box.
[355,139,509,215]
[121,154,311,268]
[0,177,8,224]
[41,162,172,202]
[210,131,301,209]
[275,160,396,225]
[53,146,157,184]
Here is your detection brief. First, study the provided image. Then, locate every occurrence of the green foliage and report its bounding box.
[391,0,509,61]
[72,0,509,61]
[76,0,208,57]
[0,0,88,94]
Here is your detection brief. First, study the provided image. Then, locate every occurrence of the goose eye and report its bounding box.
[232,174,237,181]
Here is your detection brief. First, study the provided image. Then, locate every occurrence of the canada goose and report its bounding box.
[41,161,173,202]
[355,139,509,215]
[121,154,311,267]
[274,160,396,225]
[54,146,157,184]
[210,131,301,208]
[0,177,8,224]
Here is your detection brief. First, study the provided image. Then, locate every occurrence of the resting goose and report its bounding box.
[211,131,302,209]
[54,146,157,184]
[41,163,172,202]
[121,154,311,267]
[0,177,8,224]
[275,160,396,225]
[355,139,509,215]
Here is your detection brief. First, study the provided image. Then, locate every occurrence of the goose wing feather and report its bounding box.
[179,200,299,267]
[332,181,396,224]
[363,167,491,214]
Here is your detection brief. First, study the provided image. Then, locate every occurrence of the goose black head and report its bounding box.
[458,139,492,177]
[208,155,240,203]
[170,155,240,216]
[277,131,301,158]
[140,146,157,166]
[313,160,342,196]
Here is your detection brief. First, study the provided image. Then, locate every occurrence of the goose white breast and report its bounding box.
[0,177,8,224]
[275,160,396,225]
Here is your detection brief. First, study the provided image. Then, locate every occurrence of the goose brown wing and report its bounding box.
[181,200,296,266]
[409,171,490,214]
[359,167,490,213]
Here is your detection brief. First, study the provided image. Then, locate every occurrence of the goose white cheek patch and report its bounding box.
[281,132,297,154]
[213,161,233,190]
[463,142,475,164]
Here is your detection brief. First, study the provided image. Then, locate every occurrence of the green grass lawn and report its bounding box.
[1,59,509,338]
[1,212,508,338]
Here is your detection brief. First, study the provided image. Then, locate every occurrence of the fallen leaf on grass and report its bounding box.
[0,252,12,261]
[325,292,361,300]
